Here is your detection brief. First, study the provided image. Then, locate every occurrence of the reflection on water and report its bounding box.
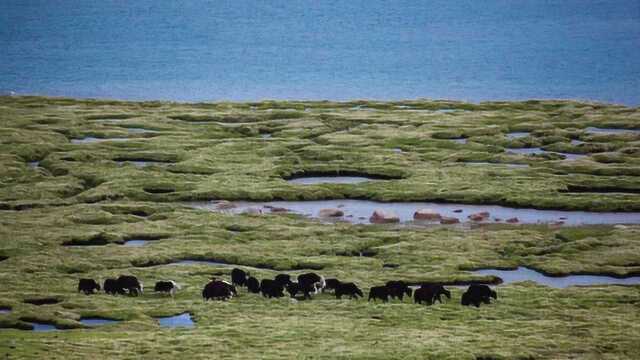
[186,199,640,226]
[474,267,640,288]
[156,313,194,328]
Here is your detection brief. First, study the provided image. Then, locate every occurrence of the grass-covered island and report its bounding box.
[1,96,639,359]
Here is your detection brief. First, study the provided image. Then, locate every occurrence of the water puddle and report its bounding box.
[122,240,148,247]
[156,313,194,328]
[79,317,121,327]
[506,148,546,155]
[585,127,640,135]
[463,162,529,168]
[28,161,39,168]
[187,199,640,226]
[0,307,11,314]
[451,138,467,144]
[126,128,158,134]
[169,260,230,266]
[261,134,272,139]
[571,140,585,145]
[30,322,58,332]
[117,161,167,168]
[473,267,640,288]
[287,176,375,185]
[506,132,530,139]
[71,137,130,144]
[506,148,588,161]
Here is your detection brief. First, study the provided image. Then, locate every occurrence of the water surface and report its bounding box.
[2,1,639,104]
[187,199,640,226]
[506,132,530,139]
[71,137,130,144]
[585,127,640,135]
[156,313,194,328]
[287,176,375,185]
[474,267,640,288]
[122,240,148,247]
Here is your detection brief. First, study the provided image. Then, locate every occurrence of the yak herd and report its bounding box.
[77,268,498,308]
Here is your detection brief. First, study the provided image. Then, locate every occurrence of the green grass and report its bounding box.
[0,96,639,359]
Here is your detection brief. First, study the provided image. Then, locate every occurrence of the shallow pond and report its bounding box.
[79,317,121,327]
[71,137,130,144]
[506,132,530,139]
[117,160,166,168]
[122,240,148,247]
[451,138,467,144]
[169,260,229,266]
[473,267,640,288]
[30,322,58,332]
[585,127,640,135]
[28,161,39,168]
[156,313,194,328]
[507,148,588,161]
[126,128,158,134]
[463,162,529,168]
[187,199,640,226]
[287,176,375,185]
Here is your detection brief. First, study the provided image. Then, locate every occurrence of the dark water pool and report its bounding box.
[156,313,194,328]
[187,199,640,226]
[287,176,375,185]
[473,267,640,288]
[0,307,11,314]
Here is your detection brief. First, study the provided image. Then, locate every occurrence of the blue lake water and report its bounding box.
[1,1,639,104]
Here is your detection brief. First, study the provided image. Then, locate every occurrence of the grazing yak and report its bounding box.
[154,280,181,296]
[103,278,123,295]
[78,279,101,295]
[117,275,144,296]
[274,274,293,287]
[335,282,364,300]
[414,284,451,306]
[231,268,248,287]
[461,284,497,307]
[103,276,143,296]
[296,273,326,298]
[246,276,261,294]
[323,278,341,293]
[260,279,285,298]
[385,281,413,301]
[203,280,237,301]
[368,285,390,302]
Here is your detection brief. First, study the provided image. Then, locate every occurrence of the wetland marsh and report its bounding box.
[1,96,640,359]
